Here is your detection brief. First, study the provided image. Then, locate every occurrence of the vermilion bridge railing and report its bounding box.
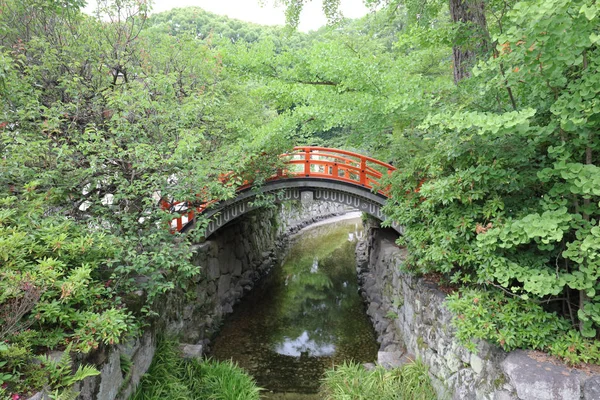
[163,146,396,232]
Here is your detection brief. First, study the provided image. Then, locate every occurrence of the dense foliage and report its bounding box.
[381,0,600,363]
[1,0,599,396]
[0,0,284,396]
[147,7,297,45]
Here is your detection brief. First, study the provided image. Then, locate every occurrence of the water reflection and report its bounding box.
[310,257,319,274]
[210,216,378,397]
[348,222,363,242]
[274,331,336,357]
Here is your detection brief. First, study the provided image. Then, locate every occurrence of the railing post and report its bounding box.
[304,148,310,177]
[359,157,367,186]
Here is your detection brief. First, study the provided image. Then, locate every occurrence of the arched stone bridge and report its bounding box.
[165,147,401,237]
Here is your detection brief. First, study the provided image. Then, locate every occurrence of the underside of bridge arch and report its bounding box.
[184,179,402,238]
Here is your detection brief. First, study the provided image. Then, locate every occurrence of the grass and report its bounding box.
[132,338,438,400]
[320,359,437,400]
[131,339,261,400]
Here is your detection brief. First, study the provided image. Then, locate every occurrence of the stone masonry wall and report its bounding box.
[68,201,350,400]
[357,224,600,400]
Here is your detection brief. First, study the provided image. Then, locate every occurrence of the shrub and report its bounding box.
[446,288,600,365]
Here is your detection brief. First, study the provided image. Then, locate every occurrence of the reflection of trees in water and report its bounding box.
[269,223,367,356]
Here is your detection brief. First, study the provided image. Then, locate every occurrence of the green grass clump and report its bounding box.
[320,359,437,400]
[131,339,261,400]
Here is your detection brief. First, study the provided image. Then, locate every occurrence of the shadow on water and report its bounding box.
[209,216,378,399]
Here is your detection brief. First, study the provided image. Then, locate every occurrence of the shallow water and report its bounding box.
[210,216,378,399]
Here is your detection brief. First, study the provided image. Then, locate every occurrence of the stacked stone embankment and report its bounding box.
[356,223,600,400]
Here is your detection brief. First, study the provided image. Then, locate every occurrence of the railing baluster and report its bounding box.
[304,148,310,176]
[359,158,367,186]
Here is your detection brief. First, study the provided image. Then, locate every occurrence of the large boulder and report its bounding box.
[501,351,581,400]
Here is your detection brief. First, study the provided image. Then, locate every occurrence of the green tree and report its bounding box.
[270,0,490,82]
[1,0,287,393]
[380,0,600,357]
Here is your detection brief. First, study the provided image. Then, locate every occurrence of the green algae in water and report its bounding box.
[210,217,378,398]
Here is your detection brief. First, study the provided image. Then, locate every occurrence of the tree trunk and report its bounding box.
[449,0,489,83]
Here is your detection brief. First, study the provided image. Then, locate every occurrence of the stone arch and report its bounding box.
[181,179,401,238]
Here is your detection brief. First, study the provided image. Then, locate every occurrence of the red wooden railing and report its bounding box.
[163,147,396,232]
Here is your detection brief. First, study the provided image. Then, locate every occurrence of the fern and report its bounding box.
[55,346,74,384]
[63,365,101,386]
[48,387,79,400]
[36,343,100,397]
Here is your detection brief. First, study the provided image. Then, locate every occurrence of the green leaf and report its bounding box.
[582,322,596,338]
[580,4,598,20]
[587,287,596,298]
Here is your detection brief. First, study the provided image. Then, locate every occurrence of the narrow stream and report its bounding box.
[210,215,378,399]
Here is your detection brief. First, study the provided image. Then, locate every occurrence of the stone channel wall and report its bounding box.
[67,201,351,400]
[357,224,600,400]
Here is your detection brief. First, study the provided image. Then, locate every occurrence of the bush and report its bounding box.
[446,288,600,365]
[0,196,134,353]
